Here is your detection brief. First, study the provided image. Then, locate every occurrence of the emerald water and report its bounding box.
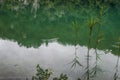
[0,3,120,80]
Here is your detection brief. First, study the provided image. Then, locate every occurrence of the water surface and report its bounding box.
[0,5,120,80]
[0,39,120,80]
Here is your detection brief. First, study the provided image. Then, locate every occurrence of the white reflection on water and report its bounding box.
[0,39,120,80]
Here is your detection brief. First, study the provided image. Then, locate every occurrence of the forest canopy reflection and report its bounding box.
[0,0,120,55]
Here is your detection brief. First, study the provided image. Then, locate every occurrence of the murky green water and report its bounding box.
[0,6,120,80]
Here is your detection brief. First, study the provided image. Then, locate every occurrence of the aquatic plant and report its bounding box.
[90,6,105,79]
[72,21,79,44]
[32,64,68,80]
[70,21,83,68]
[70,46,83,68]
[32,64,52,80]
[82,17,96,80]
[53,74,68,80]
[84,5,107,80]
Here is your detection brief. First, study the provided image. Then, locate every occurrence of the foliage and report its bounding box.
[32,64,68,80]
[0,0,120,11]
[53,74,68,80]
[32,64,52,80]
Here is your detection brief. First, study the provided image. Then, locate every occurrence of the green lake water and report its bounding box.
[0,6,120,80]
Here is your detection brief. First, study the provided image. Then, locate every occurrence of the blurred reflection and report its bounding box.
[71,21,82,68]
[114,56,119,80]
[113,39,120,80]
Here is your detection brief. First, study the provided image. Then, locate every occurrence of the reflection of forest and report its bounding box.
[0,0,120,10]
[0,0,120,55]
